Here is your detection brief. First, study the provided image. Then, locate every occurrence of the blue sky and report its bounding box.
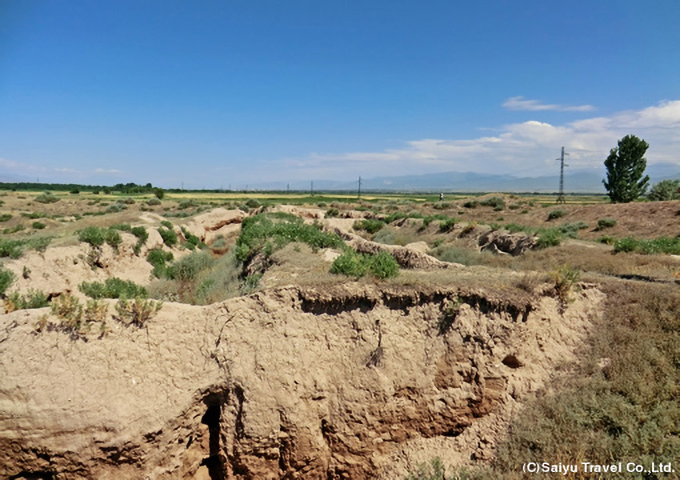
[1,0,679,188]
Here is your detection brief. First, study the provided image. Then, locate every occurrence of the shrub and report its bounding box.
[549,264,580,303]
[432,202,451,210]
[331,249,399,279]
[119,197,136,205]
[178,199,198,210]
[0,266,15,296]
[245,199,261,208]
[106,203,127,213]
[420,214,449,230]
[103,187,111,194]
[50,294,85,333]
[558,222,587,239]
[463,200,479,209]
[79,278,147,299]
[505,223,531,234]
[160,220,173,229]
[70,188,80,194]
[598,235,616,245]
[169,251,213,282]
[131,226,148,255]
[330,249,368,278]
[34,192,59,204]
[4,289,50,311]
[547,209,566,220]
[0,239,25,259]
[597,218,617,230]
[110,223,132,232]
[146,198,161,206]
[236,214,343,263]
[147,248,174,278]
[439,218,458,233]
[104,229,122,250]
[613,236,639,253]
[536,228,563,249]
[31,221,46,230]
[353,219,385,234]
[405,457,463,480]
[647,179,680,201]
[479,196,505,209]
[325,208,340,218]
[78,227,104,248]
[115,297,163,327]
[366,250,399,279]
[0,214,11,222]
[158,227,178,247]
[154,188,164,200]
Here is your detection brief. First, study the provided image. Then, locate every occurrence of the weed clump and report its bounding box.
[147,248,174,278]
[330,249,399,279]
[4,289,50,312]
[34,192,59,204]
[0,266,14,296]
[158,226,178,247]
[114,297,163,327]
[597,218,617,230]
[547,209,566,221]
[353,218,385,234]
[79,278,147,299]
[479,196,505,209]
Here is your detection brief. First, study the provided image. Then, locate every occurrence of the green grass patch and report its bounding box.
[79,277,148,299]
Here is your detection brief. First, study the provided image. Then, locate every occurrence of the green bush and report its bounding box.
[153,188,164,200]
[160,220,173,229]
[0,239,25,259]
[178,199,198,210]
[78,227,105,248]
[547,209,566,220]
[131,226,148,255]
[104,229,122,250]
[536,228,563,249]
[325,208,340,218]
[110,223,132,232]
[119,197,136,205]
[505,223,531,234]
[0,214,11,222]
[115,297,162,327]
[366,250,399,279]
[236,214,343,263]
[147,248,174,278]
[0,266,14,296]
[330,249,399,279]
[158,227,178,247]
[3,224,25,235]
[79,278,148,299]
[330,249,368,278]
[613,236,680,255]
[463,200,479,209]
[31,222,46,230]
[146,198,161,206]
[353,219,385,234]
[169,251,213,282]
[432,202,451,210]
[245,199,261,208]
[34,192,59,204]
[558,222,588,238]
[420,214,449,231]
[597,218,617,230]
[439,217,458,232]
[598,235,615,245]
[479,196,505,209]
[5,289,50,311]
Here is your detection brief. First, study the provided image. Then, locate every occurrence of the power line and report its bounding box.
[556,146,569,204]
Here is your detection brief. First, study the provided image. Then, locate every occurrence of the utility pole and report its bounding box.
[556,147,569,204]
[358,176,362,199]
[310,181,314,196]
[287,183,290,194]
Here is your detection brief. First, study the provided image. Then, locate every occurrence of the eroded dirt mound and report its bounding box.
[0,282,603,479]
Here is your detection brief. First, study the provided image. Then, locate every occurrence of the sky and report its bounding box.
[1,0,679,189]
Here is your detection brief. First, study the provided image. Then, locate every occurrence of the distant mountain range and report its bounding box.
[253,164,680,193]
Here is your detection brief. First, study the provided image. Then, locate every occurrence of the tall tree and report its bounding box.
[603,135,650,203]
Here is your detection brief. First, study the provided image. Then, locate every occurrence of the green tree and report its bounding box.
[154,188,164,200]
[648,179,680,201]
[603,135,650,203]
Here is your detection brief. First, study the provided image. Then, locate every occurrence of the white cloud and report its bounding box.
[284,100,680,179]
[503,96,596,112]
[94,168,121,174]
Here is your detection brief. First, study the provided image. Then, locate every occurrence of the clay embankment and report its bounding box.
[0,282,603,479]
